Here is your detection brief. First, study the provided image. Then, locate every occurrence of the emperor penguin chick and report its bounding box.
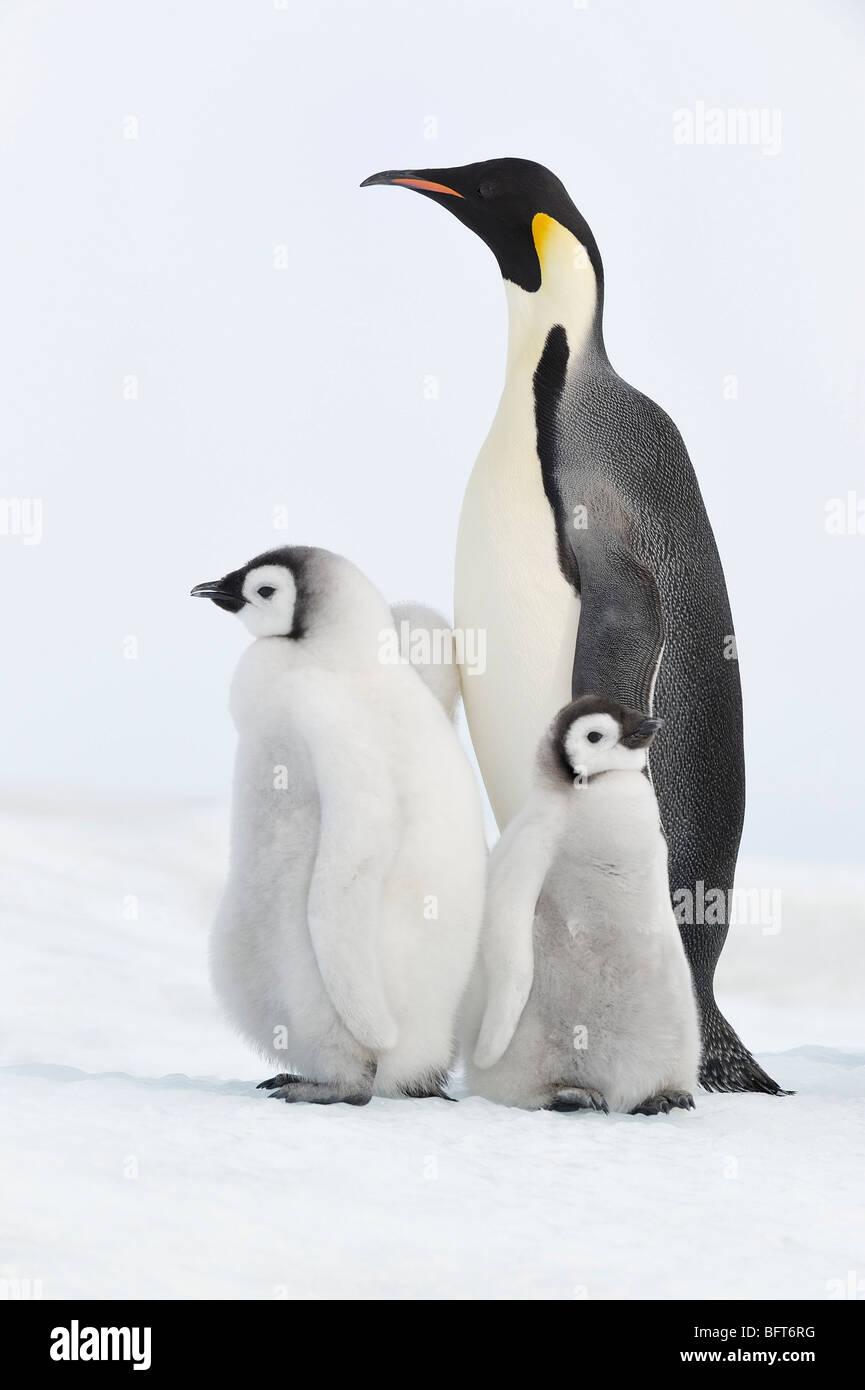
[192,547,486,1105]
[463,696,700,1115]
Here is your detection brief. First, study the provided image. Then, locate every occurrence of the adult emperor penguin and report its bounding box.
[362,158,782,1095]
[192,547,486,1104]
[464,696,701,1115]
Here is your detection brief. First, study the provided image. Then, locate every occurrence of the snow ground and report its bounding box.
[1,799,863,1301]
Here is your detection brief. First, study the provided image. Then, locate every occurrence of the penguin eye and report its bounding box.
[257,585,276,599]
[586,730,603,744]
[478,180,498,199]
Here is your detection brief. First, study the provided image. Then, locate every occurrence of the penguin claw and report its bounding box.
[631,1090,695,1116]
[548,1086,609,1114]
[257,1073,309,1090]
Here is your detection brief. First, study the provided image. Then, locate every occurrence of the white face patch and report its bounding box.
[238,564,297,638]
[563,712,648,781]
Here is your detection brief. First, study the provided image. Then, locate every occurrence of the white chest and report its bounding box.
[456,387,579,824]
[454,269,597,828]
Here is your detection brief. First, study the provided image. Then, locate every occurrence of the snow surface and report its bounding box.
[1,799,863,1300]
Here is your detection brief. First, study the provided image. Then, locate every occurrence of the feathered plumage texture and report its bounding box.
[209,548,486,1100]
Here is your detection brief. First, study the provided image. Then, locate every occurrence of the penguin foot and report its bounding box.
[631,1090,695,1116]
[547,1086,608,1114]
[257,1073,311,1091]
[268,1079,373,1106]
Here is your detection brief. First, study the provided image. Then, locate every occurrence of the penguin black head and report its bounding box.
[191,547,315,639]
[550,695,663,782]
[361,157,601,294]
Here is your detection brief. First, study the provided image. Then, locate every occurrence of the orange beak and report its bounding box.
[360,169,464,198]
[389,177,463,198]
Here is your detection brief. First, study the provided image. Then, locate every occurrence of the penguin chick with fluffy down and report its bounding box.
[192,546,487,1104]
[463,695,700,1115]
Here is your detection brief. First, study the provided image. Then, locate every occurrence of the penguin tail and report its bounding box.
[699,1004,794,1096]
[399,1070,458,1102]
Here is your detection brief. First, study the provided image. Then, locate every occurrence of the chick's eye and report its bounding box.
[586,730,603,744]
[257,585,276,599]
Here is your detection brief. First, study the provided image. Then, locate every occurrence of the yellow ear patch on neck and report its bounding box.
[531,212,592,280]
[531,212,560,266]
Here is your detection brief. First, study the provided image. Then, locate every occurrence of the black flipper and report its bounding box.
[534,324,666,713]
[569,544,665,713]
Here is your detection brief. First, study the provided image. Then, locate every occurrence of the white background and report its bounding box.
[1,0,862,864]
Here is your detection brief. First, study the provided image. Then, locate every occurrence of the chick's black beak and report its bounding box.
[191,581,244,613]
[625,716,664,747]
[360,168,464,198]
[638,717,664,737]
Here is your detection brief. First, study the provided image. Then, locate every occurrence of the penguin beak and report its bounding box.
[624,716,664,748]
[191,582,244,613]
[360,169,464,199]
[191,581,228,599]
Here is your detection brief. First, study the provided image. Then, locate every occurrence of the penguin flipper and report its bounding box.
[534,324,664,709]
[474,798,560,1069]
[569,539,666,715]
[306,711,401,1053]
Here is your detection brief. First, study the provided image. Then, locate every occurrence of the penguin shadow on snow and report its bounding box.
[0,1063,720,1120]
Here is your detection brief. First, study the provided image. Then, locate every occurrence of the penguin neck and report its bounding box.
[502,214,606,378]
[301,563,397,676]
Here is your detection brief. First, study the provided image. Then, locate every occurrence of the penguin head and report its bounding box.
[192,550,306,638]
[361,157,600,294]
[192,546,396,666]
[550,695,663,782]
